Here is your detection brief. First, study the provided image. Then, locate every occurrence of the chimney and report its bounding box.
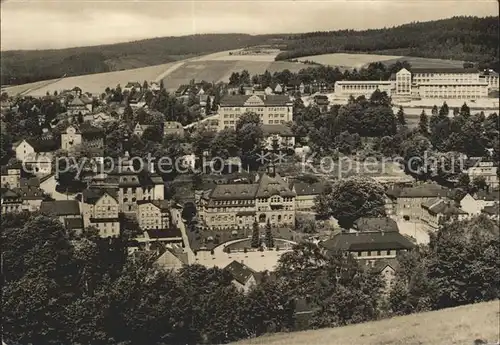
[149,157,156,174]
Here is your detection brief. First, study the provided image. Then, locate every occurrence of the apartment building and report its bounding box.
[333,81,393,99]
[137,199,171,230]
[199,165,296,230]
[0,186,46,213]
[480,69,499,91]
[292,181,325,211]
[218,94,293,131]
[81,188,121,237]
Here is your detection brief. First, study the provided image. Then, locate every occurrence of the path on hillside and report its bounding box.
[154,62,186,83]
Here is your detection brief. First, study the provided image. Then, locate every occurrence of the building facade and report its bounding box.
[199,166,296,230]
[333,81,392,99]
[81,188,121,238]
[218,95,293,131]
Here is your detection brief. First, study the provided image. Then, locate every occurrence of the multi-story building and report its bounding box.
[60,124,104,152]
[333,81,392,99]
[420,198,468,232]
[385,183,449,220]
[218,94,293,130]
[1,164,21,188]
[81,188,121,238]
[106,153,164,214]
[13,138,58,175]
[262,124,295,151]
[460,191,499,216]
[0,186,46,213]
[292,181,325,211]
[397,67,489,100]
[137,199,171,230]
[67,97,93,116]
[199,165,296,230]
[320,231,415,262]
[480,69,499,91]
[466,161,499,189]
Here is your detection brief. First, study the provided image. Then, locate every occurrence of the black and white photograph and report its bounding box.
[1,0,499,344]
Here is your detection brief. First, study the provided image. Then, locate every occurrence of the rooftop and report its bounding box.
[40,200,80,216]
[220,94,292,107]
[411,67,480,74]
[261,124,294,137]
[353,217,399,232]
[321,231,415,252]
[224,260,257,285]
[292,182,325,196]
[386,183,449,199]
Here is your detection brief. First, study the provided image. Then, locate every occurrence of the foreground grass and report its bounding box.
[234,301,500,345]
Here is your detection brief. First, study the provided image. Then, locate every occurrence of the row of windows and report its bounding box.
[215,200,253,205]
[268,120,285,124]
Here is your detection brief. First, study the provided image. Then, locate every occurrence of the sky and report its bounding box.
[1,0,498,51]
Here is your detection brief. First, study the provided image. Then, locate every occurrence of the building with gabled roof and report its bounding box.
[199,165,296,230]
[218,94,293,131]
[40,200,82,227]
[67,96,93,116]
[421,198,468,231]
[13,138,59,175]
[224,260,258,293]
[1,185,46,213]
[385,183,450,220]
[155,243,190,271]
[320,231,415,266]
[61,123,104,152]
[261,124,295,150]
[292,181,325,211]
[137,199,171,230]
[353,217,399,233]
[80,187,120,237]
[1,164,21,188]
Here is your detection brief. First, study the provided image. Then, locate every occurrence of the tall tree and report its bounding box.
[397,106,406,126]
[265,220,274,248]
[419,109,429,134]
[251,220,260,248]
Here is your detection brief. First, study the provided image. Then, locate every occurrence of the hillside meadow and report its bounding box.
[233,301,500,345]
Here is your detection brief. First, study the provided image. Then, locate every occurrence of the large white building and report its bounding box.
[333,81,392,99]
[407,68,489,100]
[334,67,492,101]
[218,94,293,130]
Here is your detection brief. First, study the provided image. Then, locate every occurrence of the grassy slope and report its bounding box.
[234,301,500,345]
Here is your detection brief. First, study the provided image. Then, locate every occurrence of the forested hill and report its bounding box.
[275,16,499,70]
[0,34,271,86]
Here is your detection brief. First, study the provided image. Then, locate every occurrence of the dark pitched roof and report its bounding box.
[261,124,294,137]
[137,199,171,211]
[1,188,19,198]
[40,200,80,216]
[293,182,325,196]
[77,123,104,137]
[64,217,84,230]
[390,183,449,198]
[353,217,399,232]
[321,231,415,252]
[313,94,329,105]
[422,199,467,215]
[482,204,500,216]
[224,260,256,285]
[209,184,259,201]
[146,228,182,239]
[82,188,118,204]
[24,138,59,153]
[411,67,479,74]
[20,177,40,188]
[256,172,295,198]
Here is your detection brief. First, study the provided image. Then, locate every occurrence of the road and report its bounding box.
[170,208,195,263]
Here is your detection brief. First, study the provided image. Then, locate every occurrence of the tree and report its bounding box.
[460,102,470,117]
[229,72,240,86]
[192,126,216,156]
[210,128,240,159]
[251,220,260,248]
[123,104,134,124]
[397,106,406,126]
[315,176,386,229]
[439,102,449,117]
[472,176,488,192]
[265,220,274,248]
[369,89,391,107]
[205,96,212,115]
[428,216,500,309]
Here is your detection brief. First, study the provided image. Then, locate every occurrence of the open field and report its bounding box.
[379,56,465,69]
[22,63,176,97]
[296,53,464,70]
[163,60,308,92]
[297,53,403,69]
[234,300,500,345]
[2,78,61,96]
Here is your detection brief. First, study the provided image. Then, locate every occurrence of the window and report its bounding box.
[386,250,391,255]
[358,252,362,257]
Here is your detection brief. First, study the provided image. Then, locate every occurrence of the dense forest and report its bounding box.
[275,16,499,70]
[0,34,271,85]
[2,16,498,86]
